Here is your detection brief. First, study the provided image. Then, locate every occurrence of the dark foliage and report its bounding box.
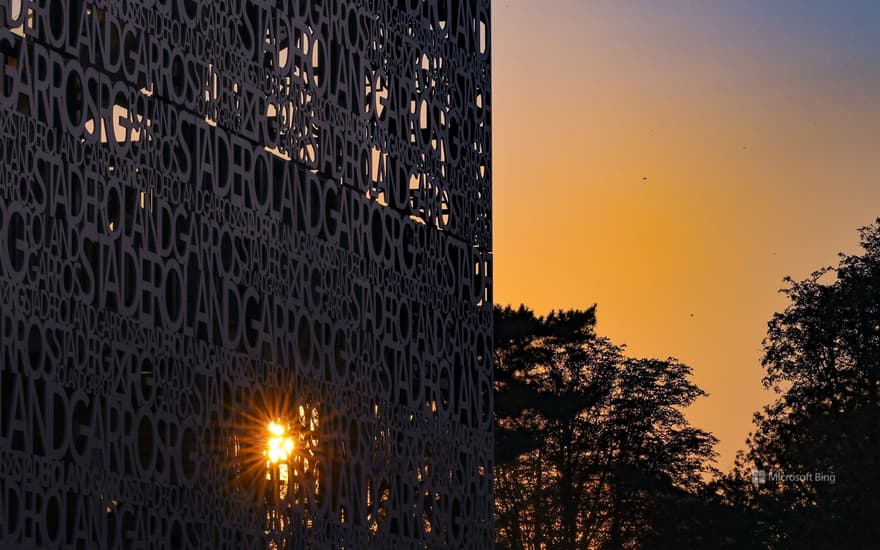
[494,305,718,549]
[717,219,880,548]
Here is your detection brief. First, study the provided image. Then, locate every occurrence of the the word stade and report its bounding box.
[0,0,492,548]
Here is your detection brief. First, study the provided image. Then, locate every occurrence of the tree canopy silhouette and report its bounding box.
[494,305,717,549]
[719,219,880,547]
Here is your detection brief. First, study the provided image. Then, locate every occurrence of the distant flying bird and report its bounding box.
[642,177,648,181]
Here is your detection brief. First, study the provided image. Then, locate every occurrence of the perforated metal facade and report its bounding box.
[0,1,491,547]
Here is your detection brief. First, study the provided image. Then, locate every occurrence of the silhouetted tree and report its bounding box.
[495,306,616,549]
[719,219,880,548]
[494,305,718,549]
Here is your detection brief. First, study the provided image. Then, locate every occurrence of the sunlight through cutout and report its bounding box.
[265,421,295,464]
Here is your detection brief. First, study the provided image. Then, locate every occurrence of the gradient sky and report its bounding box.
[492,0,880,470]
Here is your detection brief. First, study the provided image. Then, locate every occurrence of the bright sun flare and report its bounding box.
[265,421,295,464]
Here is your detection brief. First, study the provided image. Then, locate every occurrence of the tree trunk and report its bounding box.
[534,447,544,550]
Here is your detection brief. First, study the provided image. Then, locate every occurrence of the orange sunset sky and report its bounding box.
[491,0,880,470]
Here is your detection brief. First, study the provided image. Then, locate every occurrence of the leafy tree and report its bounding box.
[720,219,880,548]
[494,305,718,549]
[495,305,616,549]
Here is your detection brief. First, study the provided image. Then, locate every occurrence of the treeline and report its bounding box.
[495,220,880,549]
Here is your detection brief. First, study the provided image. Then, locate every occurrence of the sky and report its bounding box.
[491,0,880,470]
